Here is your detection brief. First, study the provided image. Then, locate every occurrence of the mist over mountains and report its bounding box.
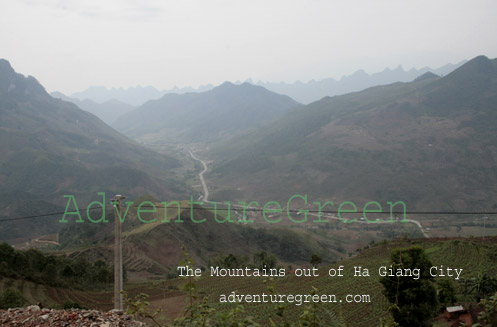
[70,84,215,107]
[0,59,185,240]
[50,91,135,125]
[1,54,495,242]
[112,82,300,143]
[206,56,497,212]
[48,61,467,133]
[258,61,467,104]
[63,61,466,109]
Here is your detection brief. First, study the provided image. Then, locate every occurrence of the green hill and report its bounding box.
[2,236,496,326]
[207,56,497,212]
[56,201,345,280]
[112,82,301,144]
[0,59,186,241]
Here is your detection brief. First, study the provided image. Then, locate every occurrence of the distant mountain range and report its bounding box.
[206,56,497,212]
[50,92,135,125]
[257,61,467,104]
[2,55,491,241]
[0,59,185,241]
[70,84,215,106]
[63,61,466,107]
[112,82,301,143]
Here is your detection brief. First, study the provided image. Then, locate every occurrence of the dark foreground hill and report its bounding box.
[56,201,344,280]
[0,59,185,241]
[208,55,497,212]
[1,236,496,326]
[113,82,300,144]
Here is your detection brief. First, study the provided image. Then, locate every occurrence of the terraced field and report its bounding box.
[188,237,497,326]
[2,236,496,326]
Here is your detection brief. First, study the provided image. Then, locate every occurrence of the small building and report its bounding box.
[444,306,473,327]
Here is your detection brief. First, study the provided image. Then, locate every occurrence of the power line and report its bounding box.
[0,206,110,223]
[1,203,496,223]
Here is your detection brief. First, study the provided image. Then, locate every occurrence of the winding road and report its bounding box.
[187,149,429,238]
[189,150,210,202]
[405,219,429,238]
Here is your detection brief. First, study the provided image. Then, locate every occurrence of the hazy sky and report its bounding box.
[2,0,497,94]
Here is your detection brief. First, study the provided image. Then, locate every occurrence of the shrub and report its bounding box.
[0,287,26,309]
[62,301,84,309]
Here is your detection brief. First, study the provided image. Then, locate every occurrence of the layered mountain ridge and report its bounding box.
[0,59,185,240]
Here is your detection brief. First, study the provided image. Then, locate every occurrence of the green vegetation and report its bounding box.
[0,287,26,309]
[185,237,497,326]
[0,242,113,289]
[475,292,497,326]
[56,205,340,281]
[379,246,438,327]
[436,279,457,308]
[1,237,497,326]
[207,251,280,270]
[62,300,88,309]
[309,254,322,268]
[463,273,497,302]
[208,253,250,269]
[123,247,334,327]
[253,251,278,270]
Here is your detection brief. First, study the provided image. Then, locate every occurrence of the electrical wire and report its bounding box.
[1,202,496,223]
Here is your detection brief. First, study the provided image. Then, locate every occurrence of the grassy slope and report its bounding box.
[56,203,346,279]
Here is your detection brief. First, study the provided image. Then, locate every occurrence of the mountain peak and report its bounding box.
[213,81,261,93]
[445,55,494,81]
[0,58,14,72]
[0,58,47,96]
[414,71,439,82]
[463,55,492,70]
[0,59,18,84]
[343,69,368,81]
[217,81,236,88]
[114,81,299,143]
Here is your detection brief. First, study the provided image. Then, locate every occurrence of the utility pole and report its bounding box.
[113,194,126,310]
[483,216,487,240]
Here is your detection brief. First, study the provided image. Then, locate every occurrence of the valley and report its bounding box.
[188,150,210,202]
[1,55,497,326]
[2,2,497,326]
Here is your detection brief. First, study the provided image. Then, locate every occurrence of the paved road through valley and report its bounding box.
[189,150,209,202]
[187,150,428,237]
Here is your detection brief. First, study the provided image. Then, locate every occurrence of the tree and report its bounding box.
[0,242,16,267]
[379,246,438,327]
[42,263,58,286]
[463,273,497,302]
[0,287,26,309]
[253,251,277,269]
[309,254,322,267]
[437,278,457,308]
[207,253,249,269]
